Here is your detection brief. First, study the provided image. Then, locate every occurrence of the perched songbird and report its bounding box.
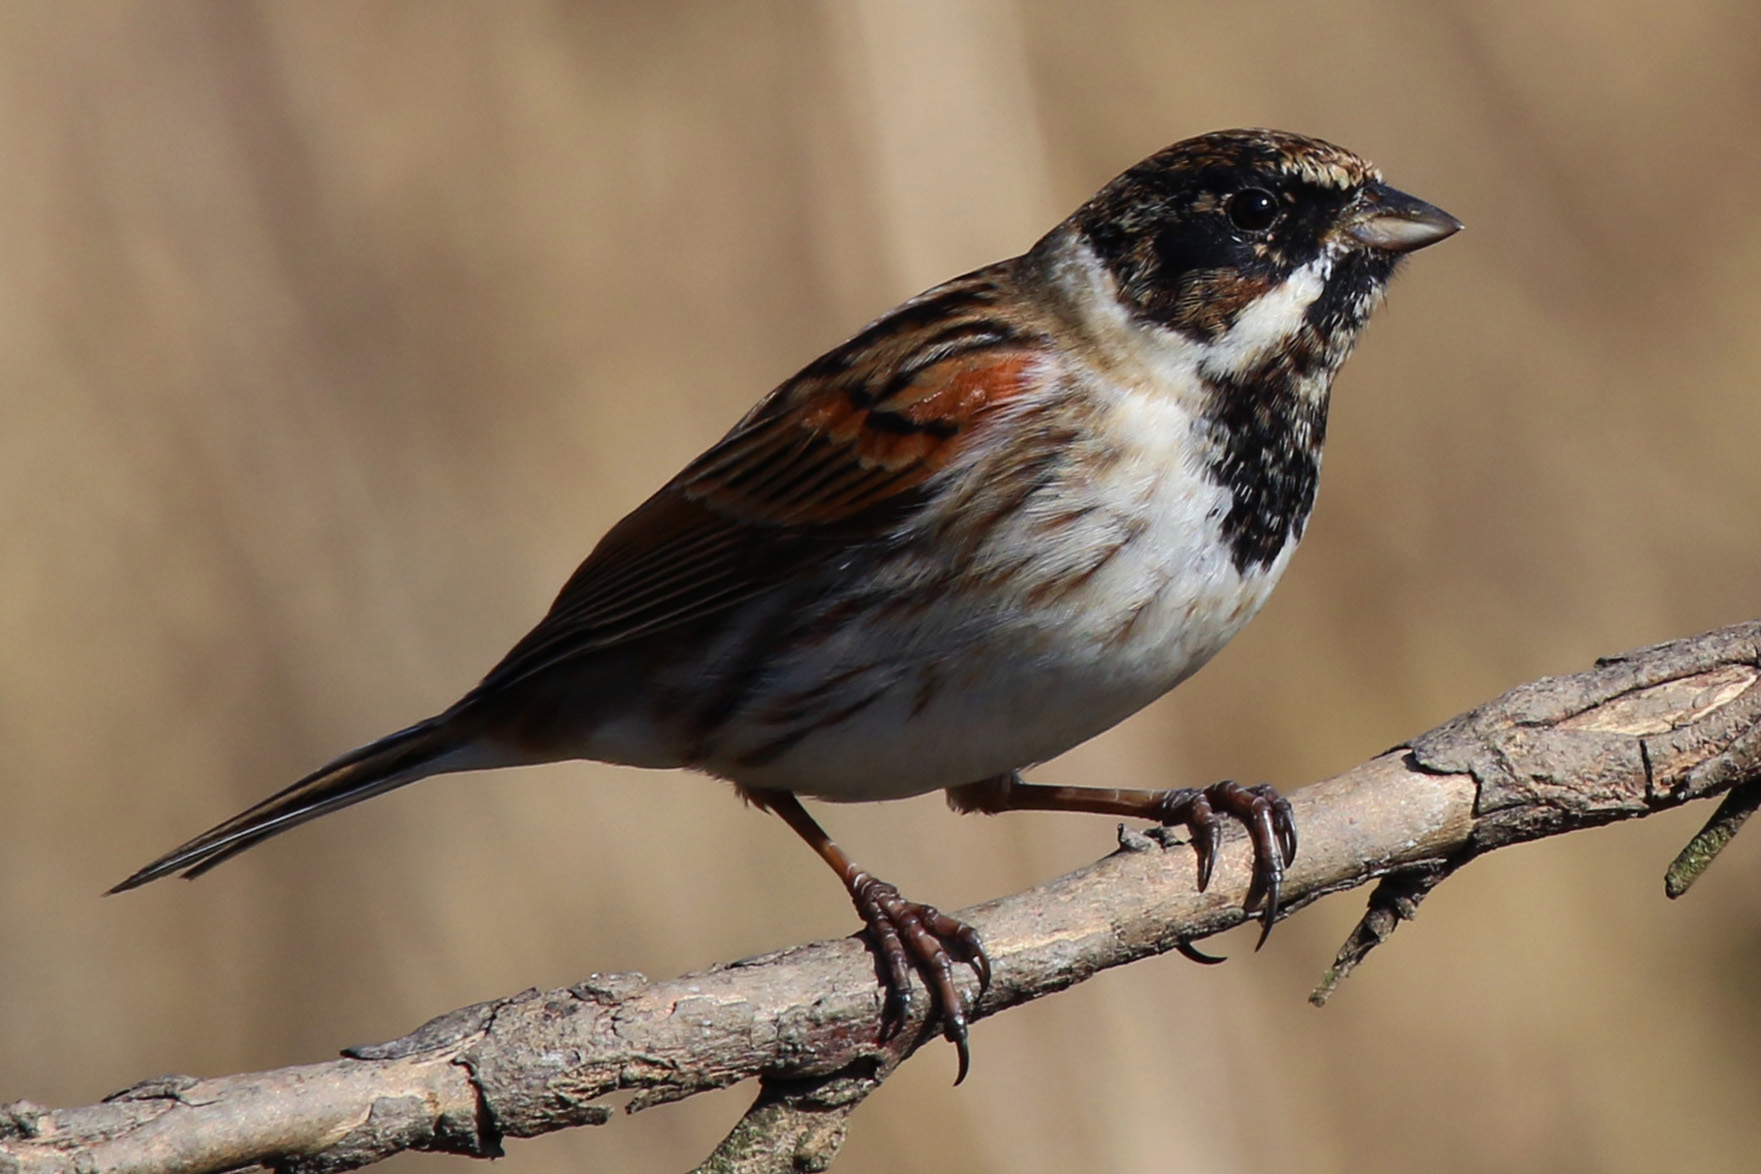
[115,129,1459,1080]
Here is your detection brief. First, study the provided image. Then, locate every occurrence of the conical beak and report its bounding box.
[1344,182,1463,253]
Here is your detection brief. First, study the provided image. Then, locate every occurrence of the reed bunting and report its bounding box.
[115,129,1459,1081]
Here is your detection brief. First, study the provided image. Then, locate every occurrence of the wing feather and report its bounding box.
[467,262,1049,696]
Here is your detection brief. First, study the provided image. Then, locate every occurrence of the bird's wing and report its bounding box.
[468,265,1045,695]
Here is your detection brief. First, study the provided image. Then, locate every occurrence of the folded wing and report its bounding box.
[469,264,1046,695]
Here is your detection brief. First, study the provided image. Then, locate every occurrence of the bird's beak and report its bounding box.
[1344,182,1463,253]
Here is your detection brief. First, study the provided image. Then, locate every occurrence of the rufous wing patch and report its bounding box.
[465,317,1039,693]
[685,350,1035,526]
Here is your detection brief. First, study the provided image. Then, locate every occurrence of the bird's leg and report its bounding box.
[754,790,990,1083]
[948,774,1297,947]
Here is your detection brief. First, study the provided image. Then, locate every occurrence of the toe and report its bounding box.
[1159,781,1297,944]
[849,877,987,1079]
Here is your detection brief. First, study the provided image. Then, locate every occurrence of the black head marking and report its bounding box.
[1058,129,1390,342]
[1049,130,1444,574]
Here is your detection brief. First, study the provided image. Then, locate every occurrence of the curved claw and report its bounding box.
[1195,807,1224,892]
[1246,782,1299,867]
[1156,780,1295,947]
[968,934,993,995]
[1157,789,1223,892]
[1254,871,1282,951]
[848,875,988,1083]
[1275,796,1299,864]
[879,974,912,1041]
[1175,939,1228,965]
[933,912,991,997]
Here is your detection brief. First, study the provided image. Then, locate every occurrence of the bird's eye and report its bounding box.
[1225,188,1278,233]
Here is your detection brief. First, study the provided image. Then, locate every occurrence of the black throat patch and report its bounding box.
[1042,129,1416,575]
[1200,347,1331,575]
[1198,247,1398,573]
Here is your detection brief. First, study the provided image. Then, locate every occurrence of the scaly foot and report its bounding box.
[847,871,989,1083]
[1155,781,1297,948]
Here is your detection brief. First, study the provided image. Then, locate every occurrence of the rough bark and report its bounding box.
[6,621,1761,1174]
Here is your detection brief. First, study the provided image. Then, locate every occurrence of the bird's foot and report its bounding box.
[847,871,989,1084]
[1154,781,1298,948]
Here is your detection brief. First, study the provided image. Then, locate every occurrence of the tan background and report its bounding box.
[5,2,1761,1171]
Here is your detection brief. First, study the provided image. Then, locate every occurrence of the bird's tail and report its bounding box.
[109,714,485,893]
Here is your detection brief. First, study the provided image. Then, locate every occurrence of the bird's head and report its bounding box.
[1057,128,1460,366]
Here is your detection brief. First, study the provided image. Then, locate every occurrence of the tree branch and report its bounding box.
[7,622,1761,1174]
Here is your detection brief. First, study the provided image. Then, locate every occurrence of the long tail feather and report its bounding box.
[110,715,476,893]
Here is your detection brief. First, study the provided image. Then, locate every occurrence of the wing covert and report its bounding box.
[469,265,1047,694]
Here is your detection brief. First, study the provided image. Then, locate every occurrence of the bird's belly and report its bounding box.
[707,475,1295,801]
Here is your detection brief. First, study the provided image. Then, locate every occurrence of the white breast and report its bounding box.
[696,239,1326,799]
[709,384,1298,802]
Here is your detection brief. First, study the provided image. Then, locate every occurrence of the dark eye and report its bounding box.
[1225,188,1278,232]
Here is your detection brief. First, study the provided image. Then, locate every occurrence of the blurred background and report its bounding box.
[5,2,1761,1171]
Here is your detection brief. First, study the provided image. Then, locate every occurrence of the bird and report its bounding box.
[113,128,1460,1082]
